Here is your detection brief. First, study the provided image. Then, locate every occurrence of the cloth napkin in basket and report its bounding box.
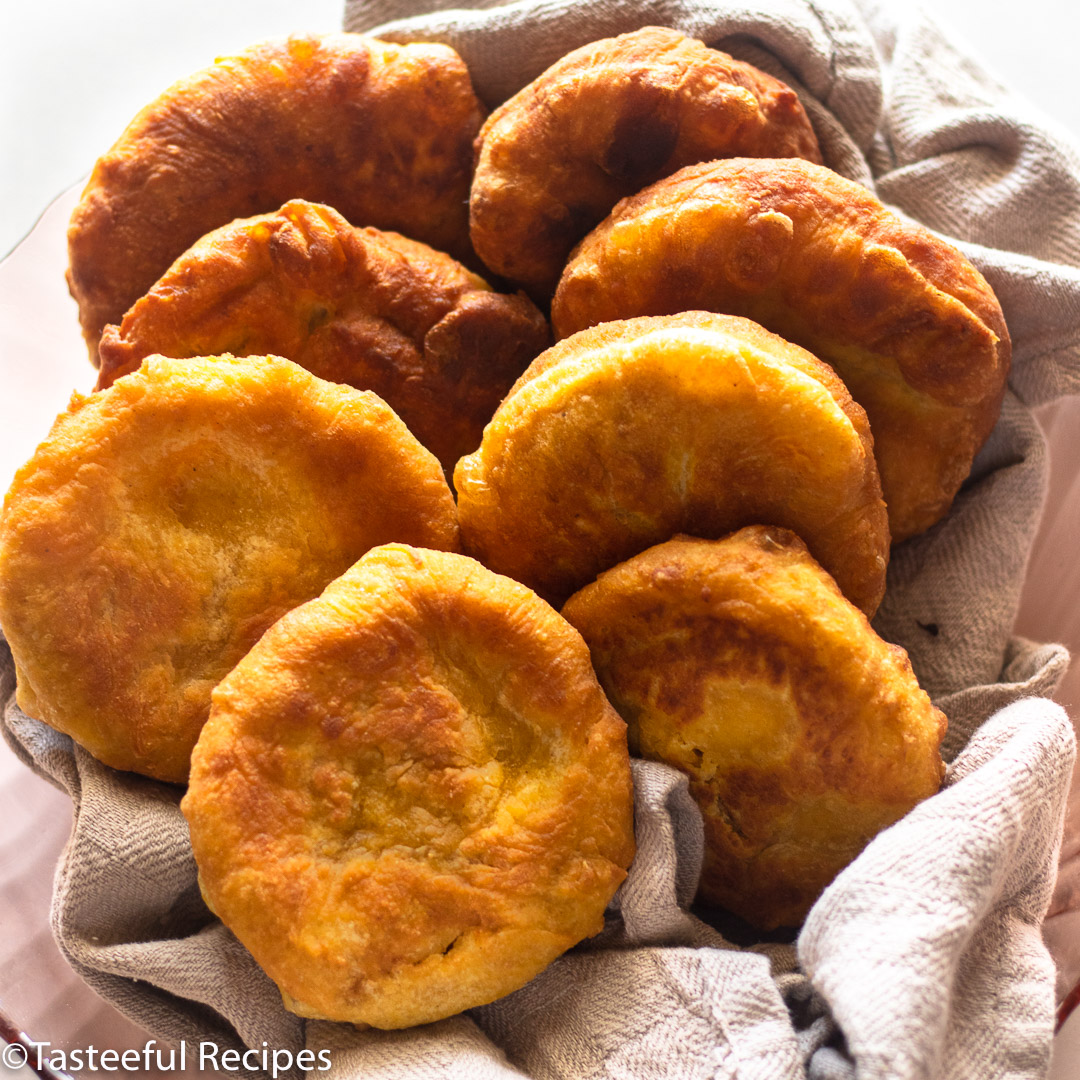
[5,0,1080,1077]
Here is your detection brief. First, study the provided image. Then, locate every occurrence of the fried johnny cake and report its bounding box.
[0,355,459,782]
[562,528,946,930]
[97,201,549,473]
[183,544,634,1027]
[68,33,485,358]
[455,312,889,614]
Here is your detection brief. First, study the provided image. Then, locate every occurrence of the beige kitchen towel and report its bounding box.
[4,0,1080,1077]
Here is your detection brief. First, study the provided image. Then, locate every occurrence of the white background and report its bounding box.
[1,0,1079,1076]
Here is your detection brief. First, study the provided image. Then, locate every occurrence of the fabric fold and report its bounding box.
[800,700,1075,1080]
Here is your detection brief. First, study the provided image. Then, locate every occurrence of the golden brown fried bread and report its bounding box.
[454,312,888,614]
[0,356,459,783]
[182,543,635,1028]
[562,527,946,930]
[68,34,485,359]
[553,157,1011,542]
[96,201,549,472]
[471,26,821,297]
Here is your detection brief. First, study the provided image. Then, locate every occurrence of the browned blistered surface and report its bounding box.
[182,543,634,1028]
[68,34,485,359]
[455,312,889,614]
[0,356,459,783]
[470,26,821,298]
[562,527,946,930]
[96,201,549,473]
[553,157,1011,542]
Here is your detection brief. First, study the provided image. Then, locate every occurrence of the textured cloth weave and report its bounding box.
[4,0,1080,1076]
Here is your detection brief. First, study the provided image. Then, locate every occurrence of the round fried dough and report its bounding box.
[552,157,1011,542]
[68,33,485,359]
[470,26,821,297]
[0,356,459,783]
[454,312,889,614]
[562,527,946,930]
[96,201,549,472]
[182,543,635,1028]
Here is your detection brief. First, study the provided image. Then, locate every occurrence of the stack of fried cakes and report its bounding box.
[0,23,1003,1026]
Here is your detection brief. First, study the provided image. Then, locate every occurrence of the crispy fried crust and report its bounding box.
[0,356,459,782]
[552,157,1011,541]
[562,528,946,930]
[68,34,485,359]
[96,201,549,472]
[182,543,635,1028]
[454,312,889,614]
[470,26,821,297]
